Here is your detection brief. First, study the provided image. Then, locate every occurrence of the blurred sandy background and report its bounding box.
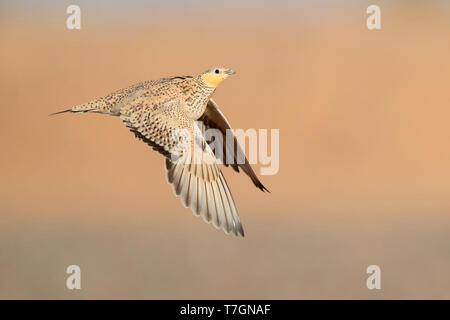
[1,0,450,299]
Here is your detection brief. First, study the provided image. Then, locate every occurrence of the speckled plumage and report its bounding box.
[52,67,268,237]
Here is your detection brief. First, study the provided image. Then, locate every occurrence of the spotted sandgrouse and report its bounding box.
[51,67,268,236]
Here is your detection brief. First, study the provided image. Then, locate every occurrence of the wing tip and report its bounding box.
[237,224,245,237]
[255,181,270,193]
[224,222,245,237]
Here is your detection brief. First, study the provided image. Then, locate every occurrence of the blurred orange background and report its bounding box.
[1,0,450,299]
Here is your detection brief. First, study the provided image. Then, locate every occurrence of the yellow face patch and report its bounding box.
[201,73,225,87]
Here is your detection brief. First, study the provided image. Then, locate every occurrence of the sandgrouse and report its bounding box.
[52,67,268,236]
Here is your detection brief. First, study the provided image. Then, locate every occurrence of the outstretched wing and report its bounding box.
[165,123,244,236]
[198,99,269,192]
[120,97,190,158]
[120,97,244,236]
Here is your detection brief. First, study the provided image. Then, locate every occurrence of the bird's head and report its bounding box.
[200,67,236,88]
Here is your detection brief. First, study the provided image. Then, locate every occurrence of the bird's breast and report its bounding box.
[184,98,208,120]
[182,84,215,120]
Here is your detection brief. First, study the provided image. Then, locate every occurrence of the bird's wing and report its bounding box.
[198,98,268,192]
[120,97,244,236]
[120,97,183,158]
[165,123,244,236]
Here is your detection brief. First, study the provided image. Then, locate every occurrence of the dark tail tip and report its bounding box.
[49,109,72,116]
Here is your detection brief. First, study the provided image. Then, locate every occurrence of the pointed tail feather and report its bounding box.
[49,104,97,116]
[49,109,73,116]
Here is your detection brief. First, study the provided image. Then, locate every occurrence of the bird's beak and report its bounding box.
[225,69,236,76]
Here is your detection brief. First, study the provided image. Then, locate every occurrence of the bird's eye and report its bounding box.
[215,69,220,74]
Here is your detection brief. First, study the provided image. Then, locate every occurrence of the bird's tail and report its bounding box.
[49,94,117,116]
[49,103,101,116]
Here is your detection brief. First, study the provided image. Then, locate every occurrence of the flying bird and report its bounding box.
[51,67,268,236]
